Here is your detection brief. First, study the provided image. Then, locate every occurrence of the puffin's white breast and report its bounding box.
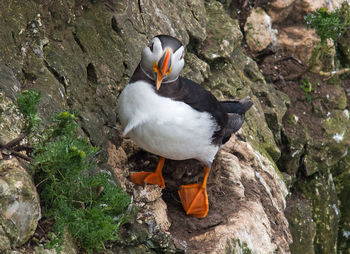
[117,80,219,165]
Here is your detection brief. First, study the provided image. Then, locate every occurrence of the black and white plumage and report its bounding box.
[117,35,252,218]
[118,35,252,166]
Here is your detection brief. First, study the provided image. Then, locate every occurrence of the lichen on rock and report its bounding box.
[244,7,277,52]
[0,158,41,250]
[199,0,242,60]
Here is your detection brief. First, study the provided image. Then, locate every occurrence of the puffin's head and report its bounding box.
[140,35,184,90]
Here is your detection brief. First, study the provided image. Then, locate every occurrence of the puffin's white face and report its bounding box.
[140,36,185,90]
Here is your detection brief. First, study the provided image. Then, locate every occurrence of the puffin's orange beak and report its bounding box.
[153,49,172,90]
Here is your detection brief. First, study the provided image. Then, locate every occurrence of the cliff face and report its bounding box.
[0,0,349,253]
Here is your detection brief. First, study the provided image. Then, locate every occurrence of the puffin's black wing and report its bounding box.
[158,76,228,145]
[220,100,253,144]
[220,100,253,115]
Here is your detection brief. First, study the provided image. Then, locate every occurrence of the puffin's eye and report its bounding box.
[149,42,154,52]
[179,51,184,60]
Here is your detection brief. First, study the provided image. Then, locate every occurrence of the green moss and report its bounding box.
[297,109,350,176]
[285,196,316,254]
[334,169,350,252]
[287,114,298,126]
[337,90,347,109]
[333,153,350,252]
[226,239,252,254]
[323,110,349,144]
[298,172,339,254]
[326,75,341,86]
[200,0,242,60]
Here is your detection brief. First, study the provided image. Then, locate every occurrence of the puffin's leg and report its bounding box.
[178,165,210,218]
[130,157,166,189]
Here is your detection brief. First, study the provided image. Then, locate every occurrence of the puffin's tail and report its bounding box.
[220,100,253,144]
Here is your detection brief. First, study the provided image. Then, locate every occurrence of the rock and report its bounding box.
[267,0,347,69]
[107,141,129,190]
[334,153,350,252]
[322,84,347,110]
[338,29,350,66]
[0,158,41,250]
[306,109,350,176]
[244,8,277,52]
[0,92,24,144]
[298,172,339,254]
[111,245,156,254]
[308,38,337,73]
[41,3,123,149]
[281,106,350,177]
[285,193,317,254]
[163,137,291,253]
[295,0,346,14]
[250,79,290,144]
[116,137,291,253]
[279,116,307,177]
[0,92,41,251]
[199,0,242,60]
[33,231,78,254]
[117,197,176,253]
[144,199,171,232]
[268,0,296,23]
[132,185,163,205]
[1,80,41,252]
[182,53,210,84]
[268,0,347,23]
[204,47,282,162]
[0,62,21,100]
[277,26,319,64]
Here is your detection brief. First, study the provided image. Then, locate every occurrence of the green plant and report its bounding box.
[16,90,132,253]
[16,90,42,132]
[305,7,349,43]
[305,3,350,68]
[300,79,313,102]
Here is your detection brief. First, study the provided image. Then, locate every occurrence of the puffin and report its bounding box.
[117,35,252,218]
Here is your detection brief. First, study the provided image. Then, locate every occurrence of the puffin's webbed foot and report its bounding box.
[131,171,165,188]
[178,165,210,218]
[178,183,209,218]
[130,157,166,189]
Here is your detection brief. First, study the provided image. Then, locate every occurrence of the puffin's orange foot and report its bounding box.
[131,171,165,189]
[178,183,209,218]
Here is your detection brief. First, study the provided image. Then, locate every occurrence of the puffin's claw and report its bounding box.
[131,171,165,189]
[178,183,209,218]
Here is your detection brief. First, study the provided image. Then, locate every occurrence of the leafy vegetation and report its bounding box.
[16,90,42,132]
[305,3,350,68]
[300,79,313,103]
[16,90,132,253]
[305,6,350,43]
